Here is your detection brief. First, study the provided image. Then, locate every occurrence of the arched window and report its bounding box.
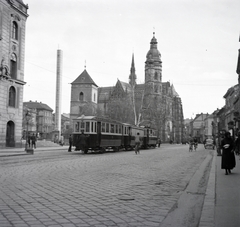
[79,92,84,101]
[12,21,18,40]
[9,86,16,107]
[10,53,17,79]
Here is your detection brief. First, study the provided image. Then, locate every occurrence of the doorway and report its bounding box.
[6,121,15,147]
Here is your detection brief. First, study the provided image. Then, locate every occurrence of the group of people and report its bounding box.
[188,136,198,151]
[68,131,87,153]
[27,133,37,149]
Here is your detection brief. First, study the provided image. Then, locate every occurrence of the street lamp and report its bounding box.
[25,110,34,154]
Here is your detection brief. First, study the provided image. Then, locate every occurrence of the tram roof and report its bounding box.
[74,115,122,124]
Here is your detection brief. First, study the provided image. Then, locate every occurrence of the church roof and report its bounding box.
[135,84,145,93]
[118,80,132,92]
[71,69,98,87]
[98,86,114,102]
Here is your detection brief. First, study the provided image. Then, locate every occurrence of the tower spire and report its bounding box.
[129,53,137,87]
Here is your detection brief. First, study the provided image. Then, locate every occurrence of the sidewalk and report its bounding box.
[0,145,69,157]
[199,152,240,227]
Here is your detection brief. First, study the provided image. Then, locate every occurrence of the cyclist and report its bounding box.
[188,136,194,152]
[193,137,198,151]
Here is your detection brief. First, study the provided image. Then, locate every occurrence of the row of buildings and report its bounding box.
[185,37,240,142]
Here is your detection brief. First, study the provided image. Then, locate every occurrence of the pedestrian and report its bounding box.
[27,133,31,148]
[135,132,140,154]
[221,131,236,175]
[157,138,161,148]
[31,133,37,149]
[68,134,73,152]
[234,131,240,156]
[79,130,87,153]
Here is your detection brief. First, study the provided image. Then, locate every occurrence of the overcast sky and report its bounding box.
[23,0,240,119]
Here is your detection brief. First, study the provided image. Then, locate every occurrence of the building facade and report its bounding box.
[0,0,28,147]
[23,101,53,139]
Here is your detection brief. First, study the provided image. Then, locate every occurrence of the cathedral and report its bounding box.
[70,33,184,143]
[0,0,28,148]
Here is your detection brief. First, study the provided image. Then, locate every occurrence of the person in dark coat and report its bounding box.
[157,138,161,148]
[68,134,72,152]
[31,133,37,149]
[27,133,31,148]
[221,131,236,175]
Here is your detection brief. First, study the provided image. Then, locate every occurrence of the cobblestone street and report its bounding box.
[0,144,211,227]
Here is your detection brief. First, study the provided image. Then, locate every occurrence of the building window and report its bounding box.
[154,72,158,80]
[12,21,18,40]
[10,53,17,79]
[9,86,16,107]
[94,93,96,102]
[79,92,84,101]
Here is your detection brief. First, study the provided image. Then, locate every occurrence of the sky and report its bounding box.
[23,0,240,119]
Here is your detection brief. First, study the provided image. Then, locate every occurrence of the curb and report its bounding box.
[0,146,69,157]
[198,151,216,227]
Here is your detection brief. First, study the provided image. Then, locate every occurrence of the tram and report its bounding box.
[72,115,157,153]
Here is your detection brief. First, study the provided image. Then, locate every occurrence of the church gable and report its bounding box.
[111,80,130,98]
[71,69,98,87]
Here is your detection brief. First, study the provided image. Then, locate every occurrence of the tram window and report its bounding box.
[106,123,109,133]
[75,122,79,132]
[101,123,106,132]
[116,125,118,134]
[94,122,97,132]
[91,122,94,132]
[80,122,85,131]
[86,122,90,132]
[111,124,114,133]
[119,125,122,134]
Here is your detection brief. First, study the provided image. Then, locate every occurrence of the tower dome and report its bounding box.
[146,32,161,62]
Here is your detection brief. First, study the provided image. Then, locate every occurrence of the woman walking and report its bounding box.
[221,132,236,175]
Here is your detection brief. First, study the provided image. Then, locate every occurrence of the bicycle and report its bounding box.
[135,142,140,154]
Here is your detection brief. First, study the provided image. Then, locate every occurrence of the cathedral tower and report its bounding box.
[144,32,162,96]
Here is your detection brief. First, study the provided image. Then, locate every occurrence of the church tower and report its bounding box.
[70,68,98,125]
[129,53,136,87]
[144,33,162,96]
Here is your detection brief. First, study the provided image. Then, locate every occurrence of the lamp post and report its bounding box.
[25,110,34,154]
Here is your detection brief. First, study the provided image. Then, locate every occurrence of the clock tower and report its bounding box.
[145,33,162,96]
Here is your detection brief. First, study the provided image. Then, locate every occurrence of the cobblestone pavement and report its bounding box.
[0,144,210,227]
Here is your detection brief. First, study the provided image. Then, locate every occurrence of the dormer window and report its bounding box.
[12,21,18,40]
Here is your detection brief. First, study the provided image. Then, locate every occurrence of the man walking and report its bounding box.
[135,132,141,154]
[31,133,37,149]
[68,134,73,152]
